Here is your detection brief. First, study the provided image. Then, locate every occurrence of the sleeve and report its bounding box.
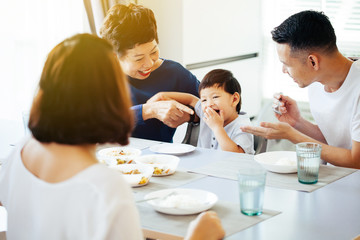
[194,100,202,118]
[131,104,145,125]
[186,72,200,97]
[351,95,360,142]
[232,118,255,154]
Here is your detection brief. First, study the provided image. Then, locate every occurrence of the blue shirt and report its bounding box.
[129,59,199,142]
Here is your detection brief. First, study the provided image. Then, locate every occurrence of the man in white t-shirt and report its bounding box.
[241,10,360,169]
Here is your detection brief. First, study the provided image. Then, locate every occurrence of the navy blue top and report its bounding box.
[129,59,199,142]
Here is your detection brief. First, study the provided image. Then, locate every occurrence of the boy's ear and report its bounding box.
[232,92,240,107]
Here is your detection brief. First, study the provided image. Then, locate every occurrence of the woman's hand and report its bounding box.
[185,211,225,240]
[143,100,194,128]
[273,93,301,127]
[203,107,224,131]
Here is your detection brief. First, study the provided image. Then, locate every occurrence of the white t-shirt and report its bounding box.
[195,101,255,154]
[0,138,143,240]
[308,60,360,149]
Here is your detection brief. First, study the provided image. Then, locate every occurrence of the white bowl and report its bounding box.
[97,147,141,166]
[254,151,297,173]
[134,154,180,176]
[109,164,153,187]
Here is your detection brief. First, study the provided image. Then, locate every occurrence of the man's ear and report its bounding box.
[232,92,240,107]
[308,54,320,70]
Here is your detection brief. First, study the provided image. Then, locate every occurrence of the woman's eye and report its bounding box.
[213,96,219,99]
[151,51,158,55]
[135,58,143,62]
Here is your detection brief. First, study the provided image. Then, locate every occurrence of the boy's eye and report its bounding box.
[135,58,143,62]
[151,50,158,55]
[213,96,219,99]
[201,99,207,103]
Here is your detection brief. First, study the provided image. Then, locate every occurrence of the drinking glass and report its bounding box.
[296,142,322,184]
[237,166,266,216]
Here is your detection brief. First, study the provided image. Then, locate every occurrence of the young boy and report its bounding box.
[148,69,254,154]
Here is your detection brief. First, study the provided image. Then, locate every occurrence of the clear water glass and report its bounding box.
[238,166,266,216]
[296,142,322,184]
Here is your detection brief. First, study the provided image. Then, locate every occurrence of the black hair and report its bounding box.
[271,10,337,54]
[199,69,242,113]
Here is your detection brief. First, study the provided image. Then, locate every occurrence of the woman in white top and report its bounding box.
[0,34,225,240]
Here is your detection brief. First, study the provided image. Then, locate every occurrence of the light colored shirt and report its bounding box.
[308,60,360,149]
[195,101,255,154]
[0,138,143,240]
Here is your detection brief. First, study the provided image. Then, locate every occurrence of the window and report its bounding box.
[0,0,87,121]
[261,0,360,102]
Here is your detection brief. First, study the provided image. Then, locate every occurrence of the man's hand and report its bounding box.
[143,100,194,128]
[240,121,294,140]
[273,93,301,127]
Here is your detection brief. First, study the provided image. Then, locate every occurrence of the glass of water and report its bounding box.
[296,142,322,184]
[237,166,266,216]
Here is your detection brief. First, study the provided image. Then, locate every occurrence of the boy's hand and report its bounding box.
[203,107,224,131]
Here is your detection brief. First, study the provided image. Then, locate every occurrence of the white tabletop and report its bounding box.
[139,143,360,240]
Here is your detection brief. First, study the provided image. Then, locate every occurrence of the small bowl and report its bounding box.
[254,151,297,174]
[97,147,141,166]
[134,154,180,176]
[109,164,153,187]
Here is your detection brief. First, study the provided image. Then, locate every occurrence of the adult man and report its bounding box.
[241,10,360,168]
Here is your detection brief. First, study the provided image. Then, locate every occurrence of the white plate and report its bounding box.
[97,147,141,165]
[109,164,153,187]
[134,154,180,176]
[149,143,195,155]
[254,151,297,173]
[144,188,218,215]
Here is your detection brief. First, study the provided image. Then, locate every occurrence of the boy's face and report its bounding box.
[200,86,240,125]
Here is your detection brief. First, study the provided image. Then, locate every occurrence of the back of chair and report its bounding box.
[182,122,200,147]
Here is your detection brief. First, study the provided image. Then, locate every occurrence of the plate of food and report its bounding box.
[109,164,153,187]
[144,188,218,215]
[254,151,297,173]
[149,143,195,155]
[97,147,141,166]
[134,154,180,176]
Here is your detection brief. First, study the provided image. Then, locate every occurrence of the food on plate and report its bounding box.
[157,194,203,209]
[123,169,141,175]
[97,147,141,165]
[116,159,132,164]
[153,167,170,175]
[138,176,148,185]
[275,157,296,166]
[134,154,180,176]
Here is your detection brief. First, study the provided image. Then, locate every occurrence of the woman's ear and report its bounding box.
[232,92,240,107]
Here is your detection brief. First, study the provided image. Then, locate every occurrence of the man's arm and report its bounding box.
[241,122,360,168]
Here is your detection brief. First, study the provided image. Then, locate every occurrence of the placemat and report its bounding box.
[189,157,357,192]
[137,201,280,238]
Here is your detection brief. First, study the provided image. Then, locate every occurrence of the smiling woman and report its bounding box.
[100,3,200,143]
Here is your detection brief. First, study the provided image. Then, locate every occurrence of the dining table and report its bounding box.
[124,138,360,240]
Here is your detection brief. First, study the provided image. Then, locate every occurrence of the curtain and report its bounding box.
[83,0,134,36]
